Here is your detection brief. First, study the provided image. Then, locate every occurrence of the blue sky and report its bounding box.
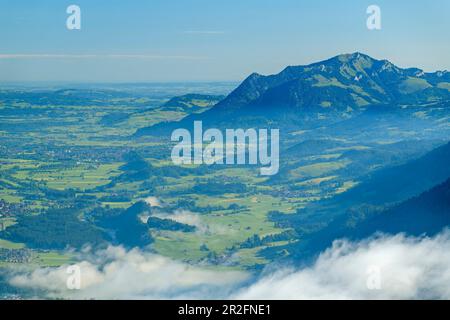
[0,0,449,82]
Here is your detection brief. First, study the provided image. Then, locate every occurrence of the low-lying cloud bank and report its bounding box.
[235,230,450,299]
[8,230,450,299]
[8,246,248,299]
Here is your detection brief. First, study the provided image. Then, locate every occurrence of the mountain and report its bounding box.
[135,52,450,136]
[299,140,450,226]
[0,208,106,249]
[292,177,450,259]
[265,141,450,260]
[357,178,450,236]
[337,140,450,206]
[212,53,449,112]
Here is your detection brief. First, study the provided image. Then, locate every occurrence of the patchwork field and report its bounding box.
[1,83,448,274]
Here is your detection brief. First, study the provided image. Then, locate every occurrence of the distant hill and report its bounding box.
[135,52,450,136]
[98,201,153,248]
[160,93,224,113]
[0,88,134,106]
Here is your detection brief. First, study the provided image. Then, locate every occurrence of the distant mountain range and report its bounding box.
[135,52,450,136]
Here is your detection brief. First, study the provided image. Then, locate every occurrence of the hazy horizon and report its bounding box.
[1,0,449,82]
[0,51,449,85]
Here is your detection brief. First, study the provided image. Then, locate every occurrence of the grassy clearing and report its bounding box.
[24,163,122,191]
[288,160,351,180]
[335,180,359,194]
[34,251,72,267]
[152,193,294,263]
[0,192,22,203]
[0,238,25,249]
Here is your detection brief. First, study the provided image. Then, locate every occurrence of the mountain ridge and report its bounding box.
[264,141,450,261]
[135,52,450,136]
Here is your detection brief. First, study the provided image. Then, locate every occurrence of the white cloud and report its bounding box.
[154,209,234,236]
[137,197,235,235]
[234,230,450,299]
[144,196,163,208]
[7,230,450,299]
[9,246,247,300]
